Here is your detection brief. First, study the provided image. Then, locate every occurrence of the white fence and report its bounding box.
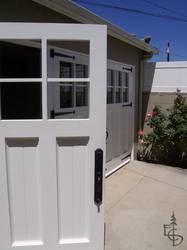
[144,61,187,93]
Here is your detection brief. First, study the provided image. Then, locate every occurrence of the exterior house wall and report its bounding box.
[143,61,187,130]
[0,0,78,23]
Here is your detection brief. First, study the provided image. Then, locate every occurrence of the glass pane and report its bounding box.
[107,87,114,104]
[76,64,88,78]
[60,62,73,78]
[0,82,42,119]
[60,84,73,108]
[115,88,121,103]
[116,71,122,86]
[76,83,88,107]
[47,40,89,78]
[0,40,41,78]
[107,69,114,86]
[125,72,129,87]
[123,88,129,103]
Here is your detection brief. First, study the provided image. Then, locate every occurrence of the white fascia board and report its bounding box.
[32,0,158,54]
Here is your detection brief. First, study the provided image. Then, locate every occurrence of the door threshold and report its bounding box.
[105,156,131,177]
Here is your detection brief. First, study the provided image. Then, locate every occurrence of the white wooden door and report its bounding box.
[0,23,106,250]
[106,61,134,175]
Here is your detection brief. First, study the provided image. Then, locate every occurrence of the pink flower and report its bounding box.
[147,111,157,118]
[138,130,144,137]
[138,139,144,145]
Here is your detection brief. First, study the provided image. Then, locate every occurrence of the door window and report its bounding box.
[107,66,130,105]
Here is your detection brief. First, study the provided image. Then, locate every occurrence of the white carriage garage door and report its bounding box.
[0,23,106,250]
[106,61,135,175]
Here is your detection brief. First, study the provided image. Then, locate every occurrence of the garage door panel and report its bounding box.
[5,138,42,247]
[56,138,89,242]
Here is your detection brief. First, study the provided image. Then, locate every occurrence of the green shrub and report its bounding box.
[138,90,187,168]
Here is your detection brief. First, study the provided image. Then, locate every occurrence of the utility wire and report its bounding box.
[138,0,187,19]
[74,0,187,23]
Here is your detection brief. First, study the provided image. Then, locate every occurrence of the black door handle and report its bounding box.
[94,149,103,212]
[122,102,132,107]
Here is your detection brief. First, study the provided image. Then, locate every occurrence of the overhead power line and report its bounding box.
[138,0,187,19]
[73,0,187,23]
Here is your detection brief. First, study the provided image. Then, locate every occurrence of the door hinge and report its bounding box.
[50,49,75,59]
[123,66,133,72]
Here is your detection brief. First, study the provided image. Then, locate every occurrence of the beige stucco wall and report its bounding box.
[0,0,78,23]
[143,61,187,132]
[142,92,187,132]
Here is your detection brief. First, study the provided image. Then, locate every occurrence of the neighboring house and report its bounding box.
[0,2,158,250]
[143,61,187,128]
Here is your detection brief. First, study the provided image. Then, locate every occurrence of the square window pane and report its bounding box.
[76,64,88,78]
[107,69,114,86]
[1,82,42,119]
[116,88,122,103]
[116,71,122,86]
[60,84,73,108]
[60,62,73,78]
[107,87,114,104]
[76,84,88,107]
[123,88,129,103]
[125,72,129,87]
[47,40,89,78]
[0,40,41,78]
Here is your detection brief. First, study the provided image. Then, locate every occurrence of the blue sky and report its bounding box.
[73,0,187,62]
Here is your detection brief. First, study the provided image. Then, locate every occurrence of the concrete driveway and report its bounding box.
[105,160,187,250]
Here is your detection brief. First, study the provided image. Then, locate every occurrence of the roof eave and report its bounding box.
[33,0,158,54]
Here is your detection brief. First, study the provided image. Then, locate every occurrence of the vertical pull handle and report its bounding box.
[94,148,103,212]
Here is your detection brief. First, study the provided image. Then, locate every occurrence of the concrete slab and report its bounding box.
[105,161,187,250]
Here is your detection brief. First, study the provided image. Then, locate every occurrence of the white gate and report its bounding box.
[0,23,106,250]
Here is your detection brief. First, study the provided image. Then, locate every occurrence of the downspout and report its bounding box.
[139,52,153,130]
[133,51,153,160]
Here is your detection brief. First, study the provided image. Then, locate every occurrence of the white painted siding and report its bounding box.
[144,61,187,93]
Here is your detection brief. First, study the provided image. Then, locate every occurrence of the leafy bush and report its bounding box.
[138,90,187,168]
